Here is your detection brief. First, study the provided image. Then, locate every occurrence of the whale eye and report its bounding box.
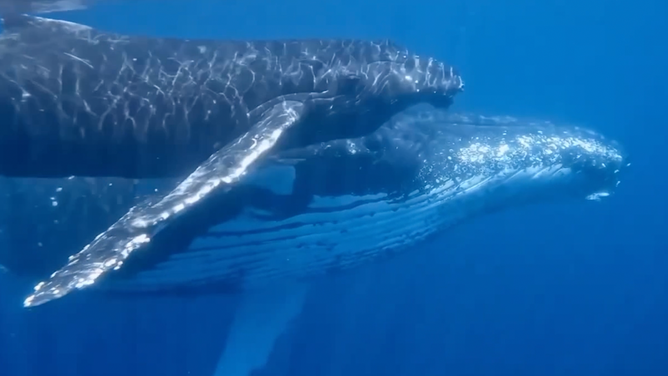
[336,75,363,96]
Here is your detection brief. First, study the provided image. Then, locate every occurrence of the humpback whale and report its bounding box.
[0,15,463,306]
[1,107,626,303]
[1,107,627,376]
[0,15,462,179]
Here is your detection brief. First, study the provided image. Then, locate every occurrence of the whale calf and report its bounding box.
[0,16,462,179]
[0,16,464,301]
[1,106,627,376]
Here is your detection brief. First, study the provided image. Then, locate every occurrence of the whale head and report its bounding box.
[299,40,465,147]
[339,40,465,112]
[406,112,628,217]
[360,48,465,110]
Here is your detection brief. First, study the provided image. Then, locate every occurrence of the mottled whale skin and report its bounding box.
[3,108,627,306]
[0,15,462,179]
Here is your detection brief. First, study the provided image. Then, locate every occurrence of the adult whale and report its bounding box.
[1,107,627,376]
[10,107,627,306]
[0,15,463,305]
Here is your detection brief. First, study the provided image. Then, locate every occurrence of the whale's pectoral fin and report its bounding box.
[213,282,310,376]
[22,100,307,308]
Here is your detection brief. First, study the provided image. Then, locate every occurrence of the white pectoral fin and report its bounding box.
[23,100,306,308]
[213,282,310,376]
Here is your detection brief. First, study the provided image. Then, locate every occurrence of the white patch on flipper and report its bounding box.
[23,100,305,308]
[212,282,309,376]
[241,164,296,195]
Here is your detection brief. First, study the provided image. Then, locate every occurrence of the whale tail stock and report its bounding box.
[212,282,310,376]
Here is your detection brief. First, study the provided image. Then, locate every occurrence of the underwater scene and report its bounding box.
[0,0,666,375]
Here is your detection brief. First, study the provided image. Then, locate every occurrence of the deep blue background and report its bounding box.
[1,0,666,375]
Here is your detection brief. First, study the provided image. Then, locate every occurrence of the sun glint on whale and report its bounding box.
[0,15,463,179]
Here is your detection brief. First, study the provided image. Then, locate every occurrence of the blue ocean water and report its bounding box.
[1,0,666,375]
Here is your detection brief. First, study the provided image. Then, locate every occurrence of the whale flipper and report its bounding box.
[0,176,163,281]
[23,99,306,307]
[213,282,309,376]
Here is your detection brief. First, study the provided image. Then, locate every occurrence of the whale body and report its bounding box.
[0,106,628,376]
[0,107,627,304]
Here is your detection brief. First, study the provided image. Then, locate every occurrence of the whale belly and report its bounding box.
[101,189,445,292]
[101,165,557,293]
